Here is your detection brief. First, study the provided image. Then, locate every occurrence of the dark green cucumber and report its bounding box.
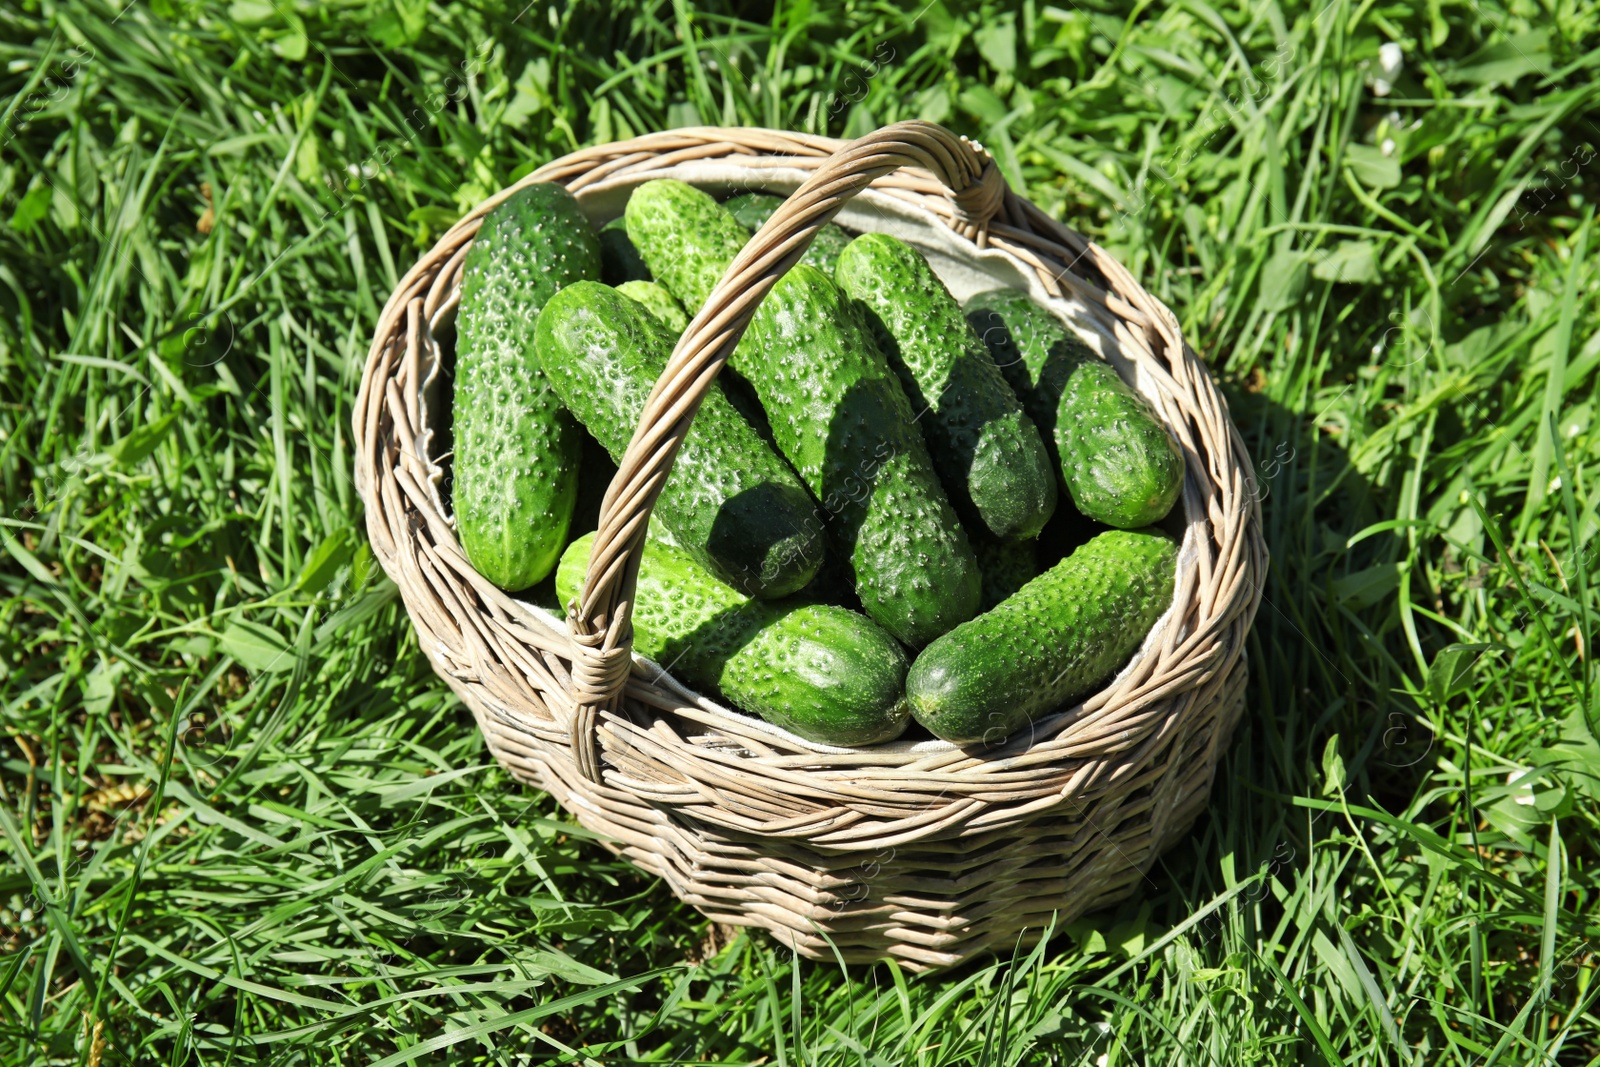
[966,289,1184,528]
[625,181,980,645]
[963,289,1092,459]
[835,234,1057,543]
[972,535,1039,611]
[735,265,981,647]
[557,531,910,746]
[536,281,821,598]
[625,179,749,313]
[599,216,651,284]
[451,182,595,591]
[724,191,852,275]
[907,528,1178,745]
[615,280,688,333]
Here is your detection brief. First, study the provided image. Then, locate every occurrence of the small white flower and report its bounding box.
[1379,42,1404,77]
[1381,138,1397,157]
[1372,41,1404,96]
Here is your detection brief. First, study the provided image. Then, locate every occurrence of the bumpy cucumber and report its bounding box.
[616,280,688,333]
[723,191,852,275]
[737,266,982,647]
[451,182,595,591]
[963,289,1091,456]
[624,184,989,645]
[623,180,979,645]
[966,289,1184,528]
[536,281,821,598]
[907,528,1178,745]
[1058,360,1185,527]
[625,179,748,314]
[557,531,910,746]
[599,217,651,284]
[835,234,1057,543]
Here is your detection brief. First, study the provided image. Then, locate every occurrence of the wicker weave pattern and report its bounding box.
[354,122,1265,969]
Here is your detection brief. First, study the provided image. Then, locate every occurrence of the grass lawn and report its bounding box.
[3,0,1599,1062]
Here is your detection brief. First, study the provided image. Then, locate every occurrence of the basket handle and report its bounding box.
[564,120,1009,781]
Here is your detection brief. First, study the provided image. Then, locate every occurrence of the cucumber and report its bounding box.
[1058,360,1185,528]
[615,280,688,333]
[557,531,910,746]
[963,289,1090,457]
[723,191,852,275]
[625,179,748,314]
[603,284,757,462]
[451,182,595,591]
[599,216,651,284]
[623,180,979,645]
[739,265,982,647]
[835,234,1057,543]
[536,281,821,598]
[906,528,1178,745]
[966,289,1184,529]
[972,535,1039,611]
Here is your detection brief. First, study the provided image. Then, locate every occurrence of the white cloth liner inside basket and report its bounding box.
[424,164,1199,758]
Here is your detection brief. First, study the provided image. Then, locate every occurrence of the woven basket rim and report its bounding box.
[354,122,1265,811]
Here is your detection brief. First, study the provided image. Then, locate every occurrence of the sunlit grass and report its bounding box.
[2,0,1598,1063]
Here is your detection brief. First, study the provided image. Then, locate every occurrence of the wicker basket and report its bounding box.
[354,121,1265,970]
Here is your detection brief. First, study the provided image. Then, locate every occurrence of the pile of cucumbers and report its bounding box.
[449,179,1184,749]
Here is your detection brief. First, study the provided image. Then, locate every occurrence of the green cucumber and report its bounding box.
[907,528,1178,745]
[451,182,595,591]
[723,191,852,275]
[599,216,651,284]
[557,531,910,746]
[1058,360,1185,528]
[615,280,688,333]
[625,179,748,313]
[835,234,1057,543]
[736,265,981,647]
[963,289,1091,457]
[536,281,821,598]
[624,180,980,646]
[966,289,1184,528]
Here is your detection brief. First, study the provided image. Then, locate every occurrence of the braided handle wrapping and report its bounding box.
[563,120,1010,782]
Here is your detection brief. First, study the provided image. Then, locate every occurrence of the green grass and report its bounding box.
[2,0,1599,1062]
